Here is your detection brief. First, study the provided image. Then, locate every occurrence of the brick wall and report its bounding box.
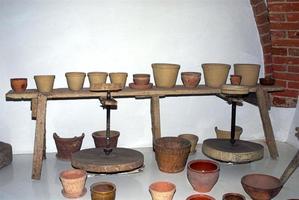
[250,0,299,107]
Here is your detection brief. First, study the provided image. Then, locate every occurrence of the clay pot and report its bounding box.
[154,137,191,173]
[53,133,84,160]
[230,75,242,85]
[214,126,243,140]
[187,159,220,193]
[178,134,199,154]
[59,169,87,198]
[34,75,55,93]
[88,72,108,87]
[149,181,176,200]
[10,78,27,93]
[109,72,128,88]
[181,72,201,88]
[222,193,246,200]
[90,182,116,200]
[152,63,180,88]
[186,194,216,200]
[65,72,86,91]
[92,130,120,148]
[133,74,150,85]
[260,77,275,86]
[234,64,260,86]
[202,63,231,88]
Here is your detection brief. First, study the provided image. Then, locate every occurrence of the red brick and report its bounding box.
[256,12,270,24]
[275,79,287,87]
[272,47,288,55]
[250,0,264,6]
[271,95,298,108]
[268,0,287,2]
[288,81,299,89]
[265,65,273,74]
[289,48,299,56]
[263,43,273,54]
[288,31,299,38]
[271,30,287,39]
[253,2,268,15]
[273,71,299,80]
[273,56,299,64]
[264,54,273,64]
[273,89,299,98]
[286,13,299,21]
[288,65,299,72]
[261,34,272,44]
[268,3,299,12]
[269,13,286,21]
[271,22,299,30]
[272,39,299,47]
[257,23,271,34]
[272,64,288,71]
[272,96,287,106]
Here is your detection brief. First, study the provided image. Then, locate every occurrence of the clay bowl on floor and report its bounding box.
[187,159,220,193]
[186,194,216,200]
[92,130,120,148]
[241,173,282,200]
[259,77,275,86]
[214,126,243,140]
[149,181,176,200]
[90,182,116,200]
[178,134,199,154]
[181,72,201,88]
[133,74,150,85]
[222,193,246,200]
[59,169,87,198]
[10,78,27,93]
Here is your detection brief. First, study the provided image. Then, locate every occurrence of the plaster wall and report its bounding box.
[0,0,295,154]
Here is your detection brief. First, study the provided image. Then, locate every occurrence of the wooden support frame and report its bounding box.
[150,96,161,145]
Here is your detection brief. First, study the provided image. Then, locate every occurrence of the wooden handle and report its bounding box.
[280,150,299,185]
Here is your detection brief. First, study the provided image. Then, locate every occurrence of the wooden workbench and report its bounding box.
[5,85,283,180]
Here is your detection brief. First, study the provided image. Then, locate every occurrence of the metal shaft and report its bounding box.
[230,101,237,145]
[104,91,112,155]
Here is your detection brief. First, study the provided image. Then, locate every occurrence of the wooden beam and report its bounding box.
[150,96,161,146]
[31,98,37,119]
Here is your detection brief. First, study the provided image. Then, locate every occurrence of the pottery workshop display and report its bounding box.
[65,72,86,91]
[181,72,201,88]
[92,130,120,148]
[178,134,199,154]
[186,194,216,200]
[129,73,153,89]
[88,72,108,87]
[149,181,176,200]
[34,75,55,92]
[152,63,180,88]
[90,182,116,200]
[109,72,128,88]
[202,63,231,88]
[234,64,260,86]
[59,169,87,198]
[10,78,27,93]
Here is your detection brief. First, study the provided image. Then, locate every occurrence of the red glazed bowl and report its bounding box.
[186,194,216,200]
[133,74,150,85]
[10,78,27,93]
[187,159,220,193]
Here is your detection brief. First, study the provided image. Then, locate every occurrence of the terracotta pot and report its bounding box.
[234,64,260,86]
[154,137,191,173]
[10,78,27,93]
[59,169,87,198]
[149,181,176,200]
[109,72,128,88]
[259,77,275,86]
[181,72,201,88]
[92,130,120,148]
[53,133,84,160]
[222,193,246,200]
[187,159,220,193]
[65,72,86,91]
[88,72,108,87]
[34,75,55,92]
[230,75,242,85]
[202,63,231,88]
[152,63,180,88]
[133,74,150,85]
[214,126,243,140]
[186,194,216,200]
[90,182,116,200]
[178,134,199,154]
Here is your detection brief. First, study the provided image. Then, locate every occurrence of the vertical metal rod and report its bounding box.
[230,101,237,145]
[104,91,112,155]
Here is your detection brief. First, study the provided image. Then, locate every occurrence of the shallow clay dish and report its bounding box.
[129,83,153,90]
[90,83,122,91]
[221,84,249,95]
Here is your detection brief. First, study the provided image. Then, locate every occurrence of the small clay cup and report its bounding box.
[65,72,86,91]
[34,75,55,93]
[186,194,216,200]
[109,72,128,88]
[92,130,120,148]
[178,134,199,154]
[181,72,201,88]
[187,159,220,193]
[59,169,87,198]
[88,72,108,87]
[133,74,150,85]
[222,193,246,200]
[230,75,242,85]
[10,78,27,93]
[90,182,116,200]
[259,77,275,86]
[149,181,176,200]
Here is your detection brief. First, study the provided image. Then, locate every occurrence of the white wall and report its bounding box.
[0,0,295,154]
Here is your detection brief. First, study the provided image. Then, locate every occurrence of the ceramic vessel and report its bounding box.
[53,133,84,160]
[152,63,180,88]
[149,181,176,200]
[222,193,246,200]
[202,63,231,88]
[260,77,275,86]
[109,72,128,88]
[133,74,150,85]
[214,126,243,140]
[90,182,116,200]
[181,72,201,88]
[230,75,242,85]
[10,78,27,93]
[88,72,108,87]
[187,159,220,193]
[59,169,87,198]
[129,83,153,89]
[178,134,199,154]
[65,72,86,91]
[34,75,55,92]
[234,64,260,86]
[186,194,216,200]
[154,137,191,173]
[92,130,120,148]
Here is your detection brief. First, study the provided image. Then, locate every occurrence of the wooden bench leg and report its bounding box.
[256,86,279,159]
[151,96,161,147]
[32,94,47,180]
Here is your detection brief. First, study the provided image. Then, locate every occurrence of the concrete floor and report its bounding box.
[0,141,298,200]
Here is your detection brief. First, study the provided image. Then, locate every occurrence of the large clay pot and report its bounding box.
[214,126,243,140]
[59,169,87,198]
[234,64,260,86]
[90,182,116,200]
[186,194,216,200]
[178,134,199,154]
[149,181,176,200]
[109,72,128,88]
[34,75,55,92]
[202,63,231,88]
[10,78,27,93]
[154,137,190,173]
[181,72,201,88]
[65,72,86,91]
[88,72,108,87]
[92,130,120,148]
[187,159,220,193]
[53,133,84,160]
[152,63,180,88]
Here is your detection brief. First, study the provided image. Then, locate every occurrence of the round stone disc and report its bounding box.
[71,148,144,173]
[202,139,264,163]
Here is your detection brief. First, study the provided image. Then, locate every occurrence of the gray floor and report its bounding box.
[0,141,298,200]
